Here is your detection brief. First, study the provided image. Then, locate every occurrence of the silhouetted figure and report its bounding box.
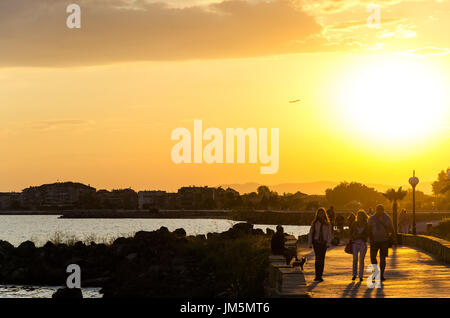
[308,208,332,282]
[327,206,336,228]
[335,214,345,232]
[271,225,297,265]
[346,213,356,238]
[368,204,395,281]
[347,213,356,229]
[350,210,369,282]
[398,209,410,234]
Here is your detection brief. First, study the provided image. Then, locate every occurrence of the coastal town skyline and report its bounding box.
[0,177,437,195]
[2,0,450,195]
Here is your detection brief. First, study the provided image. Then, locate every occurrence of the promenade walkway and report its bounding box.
[298,243,450,298]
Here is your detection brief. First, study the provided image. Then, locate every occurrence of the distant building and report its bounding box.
[21,182,96,209]
[177,186,216,209]
[138,191,167,209]
[0,192,21,210]
[96,188,138,210]
[213,187,240,209]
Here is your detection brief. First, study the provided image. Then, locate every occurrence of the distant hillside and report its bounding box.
[218,181,433,195]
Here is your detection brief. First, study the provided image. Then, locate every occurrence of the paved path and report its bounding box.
[298,243,450,298]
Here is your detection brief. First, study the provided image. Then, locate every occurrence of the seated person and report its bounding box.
[271,225,305,267]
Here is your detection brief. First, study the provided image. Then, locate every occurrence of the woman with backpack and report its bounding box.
[308,208,332,282]
[349,210,369,282]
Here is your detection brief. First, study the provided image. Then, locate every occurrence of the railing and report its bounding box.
[398,233,450,264]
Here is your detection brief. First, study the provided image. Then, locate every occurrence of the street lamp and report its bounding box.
[409,170,419,235]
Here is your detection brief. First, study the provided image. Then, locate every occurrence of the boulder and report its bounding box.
[16,241,36,257]
[158,226,169,234]
[252,228,265,236]
[73,241,86,250]
[43,241,55,249]
[173,228,186,237]
[126,253,138,261]
[0,240,14,253]
[52,287,83,299]
[231,222,253,233]
[112,237,130,245]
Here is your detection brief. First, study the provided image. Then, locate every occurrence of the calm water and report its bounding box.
[0,215,309,298]
[0,215,310,246]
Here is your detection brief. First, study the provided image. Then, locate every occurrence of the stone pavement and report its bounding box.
[298,243,450,298]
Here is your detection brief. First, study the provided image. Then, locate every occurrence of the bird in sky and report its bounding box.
[288,99,301,103]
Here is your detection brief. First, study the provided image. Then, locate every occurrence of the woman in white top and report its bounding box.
[398,209,410,234]
[308,208,332,282]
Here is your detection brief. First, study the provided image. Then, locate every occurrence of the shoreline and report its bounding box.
[1,209,449,226]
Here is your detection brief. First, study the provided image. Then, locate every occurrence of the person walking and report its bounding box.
[350,210,369,282]
[398,209,410,234]
[368,204,395,281]
[308,208,332,282]
[346,212,356,237]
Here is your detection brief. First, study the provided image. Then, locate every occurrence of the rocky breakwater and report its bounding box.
[0,223,272,298]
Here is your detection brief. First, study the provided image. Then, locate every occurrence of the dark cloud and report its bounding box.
[0,0,322,67]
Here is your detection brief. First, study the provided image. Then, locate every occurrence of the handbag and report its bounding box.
[344,240,353,254]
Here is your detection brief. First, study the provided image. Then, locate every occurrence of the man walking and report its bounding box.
[368,204,395,281]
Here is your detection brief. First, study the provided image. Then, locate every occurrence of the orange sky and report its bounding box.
[1,0,449,193]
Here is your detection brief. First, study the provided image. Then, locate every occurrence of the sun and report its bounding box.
[336,56,448,143]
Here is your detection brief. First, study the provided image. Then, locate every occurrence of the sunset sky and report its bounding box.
[1,0,449,193]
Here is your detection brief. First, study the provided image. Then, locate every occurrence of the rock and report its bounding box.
[223,222,254,238]
[113,237,130,245]
[158,226,169,234]
[231,222,253,233]
[0,240,14,262]
[126,253,138,261]
[112,244,129,257]
[134,231,153,241]
[16,241,36,257]
[73,241,85,250]
[52,287,83,299]
[0,240,14,252]
[10,268,26,282]
[173,228,186,237]
[43,241,55,249]
[252,228,264,236]
[207,232,219,240]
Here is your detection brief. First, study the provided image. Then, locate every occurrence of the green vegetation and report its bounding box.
[430,218,450,241]
[36,231,134,246]
[325,182,385,209]
[186,234,270,297]
[384,187,407,232]
[432,169,450,210]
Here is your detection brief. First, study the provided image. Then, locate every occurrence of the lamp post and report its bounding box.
[409,170,419,235]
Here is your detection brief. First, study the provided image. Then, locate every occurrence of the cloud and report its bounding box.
[300,0,406,14]
[30,119,92,130]
[327,17,405,30]
[406,47,450,56]
[0,0,322,67]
